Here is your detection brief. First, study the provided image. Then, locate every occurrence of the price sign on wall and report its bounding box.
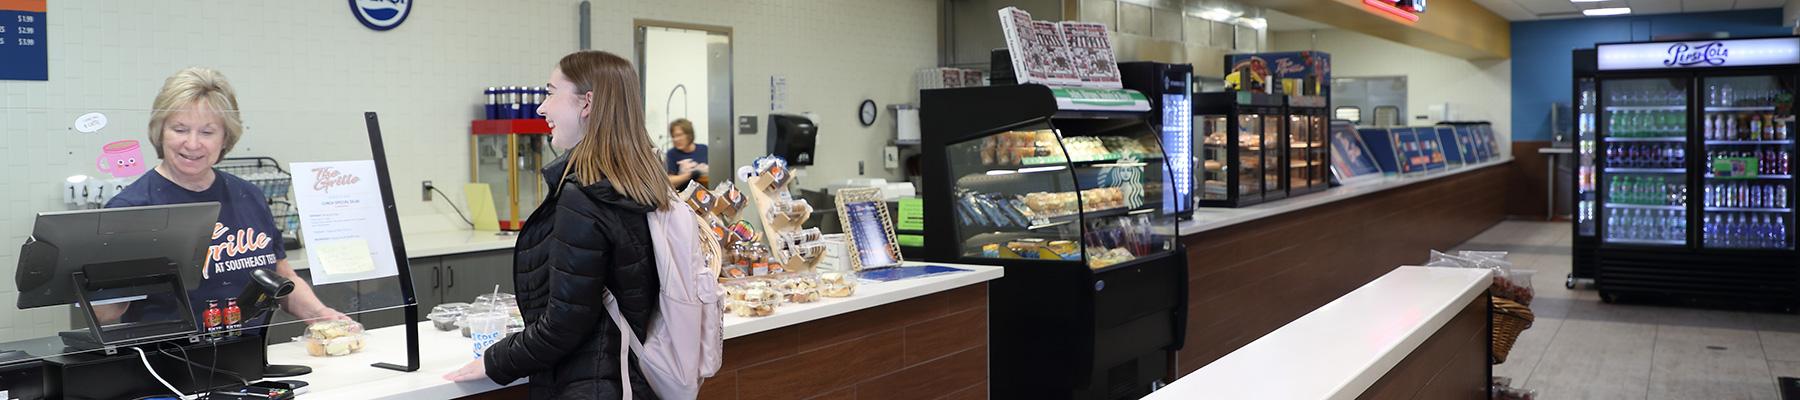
[0,0,46,81]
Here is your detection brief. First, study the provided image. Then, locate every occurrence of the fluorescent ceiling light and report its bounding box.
[1236,17,1267,29]
[1199,8,1236,22]
[1583,7,1631,16]
[1570,0,1607,3]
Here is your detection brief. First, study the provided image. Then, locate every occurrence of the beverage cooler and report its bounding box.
[1571,49,1599,289]
[1589,37,1800,305]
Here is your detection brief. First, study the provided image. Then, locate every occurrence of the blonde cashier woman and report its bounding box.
[96,67,348,331]
[444,50,668,400]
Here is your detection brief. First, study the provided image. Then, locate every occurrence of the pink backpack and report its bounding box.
[603,198,724,399]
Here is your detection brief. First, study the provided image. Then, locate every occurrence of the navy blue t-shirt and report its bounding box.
[104,169,286,330]
[664,144,709,175]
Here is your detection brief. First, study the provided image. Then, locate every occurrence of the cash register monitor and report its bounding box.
[16,203,219,346]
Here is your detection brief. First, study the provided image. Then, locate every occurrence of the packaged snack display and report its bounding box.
[774,272,823,303]
[819,272,858,297]
[298,320,366,357]
[428,303,472,331]
[724,279,780,317]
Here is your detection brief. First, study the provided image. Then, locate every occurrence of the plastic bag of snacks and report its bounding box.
[1425,250,1478,268]
[297,320,366,357]
[1494,269,1537,306]
[723,278,780,317]
[818,271,857,298]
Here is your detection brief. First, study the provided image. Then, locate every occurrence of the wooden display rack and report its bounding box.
[743,171,824,272]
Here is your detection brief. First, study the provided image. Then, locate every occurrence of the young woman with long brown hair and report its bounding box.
[444,50,669,400]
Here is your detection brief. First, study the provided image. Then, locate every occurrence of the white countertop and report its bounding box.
[267,262,1002,399]
[1145,266,1492,400]
[287,229,519,270]
[1179,157,1514,236]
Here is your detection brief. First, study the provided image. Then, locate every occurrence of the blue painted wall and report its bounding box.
[1510,9,1790,142]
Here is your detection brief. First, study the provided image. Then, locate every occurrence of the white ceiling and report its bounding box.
[1472,0,1788,21]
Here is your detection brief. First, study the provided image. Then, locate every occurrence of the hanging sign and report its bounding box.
[1598,37,1800,71]
[0,0,46,80]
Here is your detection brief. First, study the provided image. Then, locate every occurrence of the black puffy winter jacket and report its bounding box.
[484,155,661,400]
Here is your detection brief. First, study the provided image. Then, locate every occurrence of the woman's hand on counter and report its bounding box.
[444,359,488,382]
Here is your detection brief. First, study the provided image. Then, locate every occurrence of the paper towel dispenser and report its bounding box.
[767,113,817,166]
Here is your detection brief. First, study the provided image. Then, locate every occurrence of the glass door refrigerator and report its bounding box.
[1592,37,1800,305]
[1571,48,1598,289]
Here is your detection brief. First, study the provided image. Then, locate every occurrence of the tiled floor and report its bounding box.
[1462,220,1800,400]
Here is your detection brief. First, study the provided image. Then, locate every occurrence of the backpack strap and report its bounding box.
[604,292,645,400]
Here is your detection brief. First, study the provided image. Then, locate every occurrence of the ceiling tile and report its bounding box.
[1516,0,1581,14]
[1472,0,1541,20]
[1629,2,1683,14]
[1682,0,1735,12]
[1733,0,1787,9]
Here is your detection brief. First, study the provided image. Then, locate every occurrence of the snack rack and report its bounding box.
[217,157,301,250]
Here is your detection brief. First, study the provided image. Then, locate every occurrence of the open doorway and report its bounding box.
[636,21,733,186]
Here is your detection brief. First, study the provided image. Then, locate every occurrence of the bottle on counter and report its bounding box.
[203,300,222,334]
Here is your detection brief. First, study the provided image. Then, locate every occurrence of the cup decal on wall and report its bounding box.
[97,139,147,178]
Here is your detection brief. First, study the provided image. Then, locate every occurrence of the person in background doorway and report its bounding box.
[664,118,708,189]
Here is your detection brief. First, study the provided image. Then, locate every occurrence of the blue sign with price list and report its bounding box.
[0,0,46,81]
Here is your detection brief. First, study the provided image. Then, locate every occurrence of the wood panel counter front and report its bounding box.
[1176,160,1512,376]
[265,263,1001,400]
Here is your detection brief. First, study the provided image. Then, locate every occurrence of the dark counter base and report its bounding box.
[700,284,990,400]
[1356,294,1491,400]
[1177,163,1511,376]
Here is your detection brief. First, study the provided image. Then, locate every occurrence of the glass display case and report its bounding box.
[1196,91,1288,207]
[1287,95,1331,195]
[944,121,1174,269]
[920,84,1187,399]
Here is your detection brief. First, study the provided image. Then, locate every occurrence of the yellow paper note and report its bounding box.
[465,183,501,231]
[314,239,376,276]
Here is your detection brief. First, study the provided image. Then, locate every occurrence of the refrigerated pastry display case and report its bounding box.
[1195,91,1287,207]
[1589,37,1800,306]
[1287,95,1331,195]
[920,84,1187,399]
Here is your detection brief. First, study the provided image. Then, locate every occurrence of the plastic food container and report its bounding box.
[724,279,780,317]
[428,303,472,331]
[474,292,518,309]
[818,272,857,298]
[774,272,822,304]
[297,320,366,357]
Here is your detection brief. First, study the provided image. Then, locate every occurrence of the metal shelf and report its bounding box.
[1705,140,1792,145]
[1604,167,1686,173]
[1604,137,1687,142]
[1704,106,1777,112]
[1605,238,1687,246]
[1703,207,1794,213]
[1705,174,1793,179]
[1606,106,1686,111]
[1605,204,1685,210]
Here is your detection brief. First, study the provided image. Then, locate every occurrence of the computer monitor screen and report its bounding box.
[17,202,219,310]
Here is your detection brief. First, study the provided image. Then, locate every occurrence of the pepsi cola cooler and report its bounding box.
[1589,36,1800,306]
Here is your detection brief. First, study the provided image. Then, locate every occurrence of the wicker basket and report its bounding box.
[1491,297,1535,365]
